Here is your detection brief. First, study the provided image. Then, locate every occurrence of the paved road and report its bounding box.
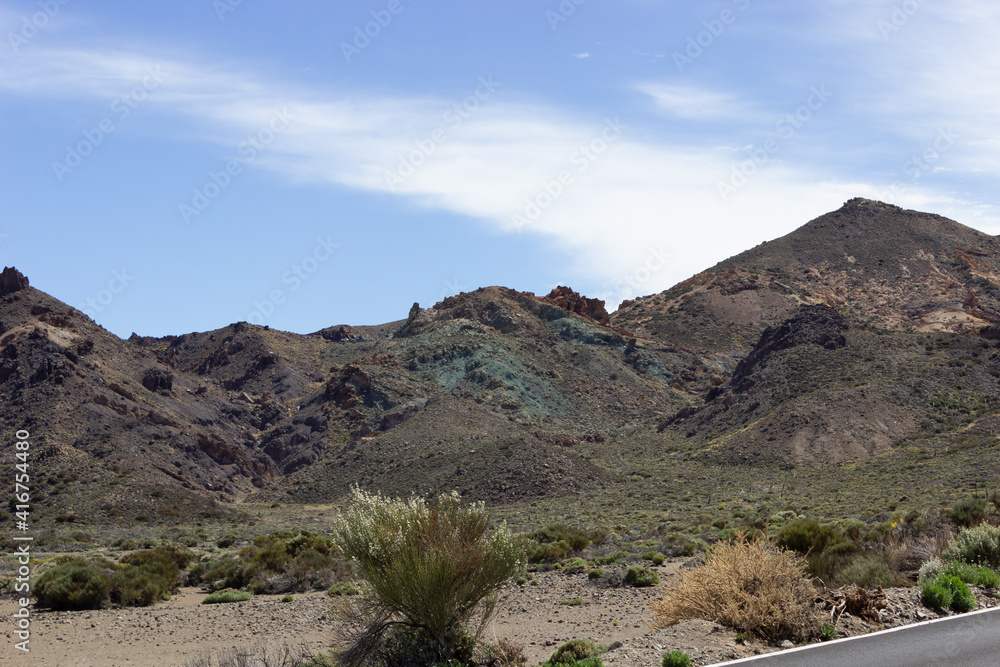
[712,606,1000,666]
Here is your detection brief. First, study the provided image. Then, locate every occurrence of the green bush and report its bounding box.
[922,575,976,613]
[216,533,238,548]
[545,638,606,665]
[949,577,977,613]
[528,540,572,563]
[531,525,590,552]
[332,489,524,667]
[942,523,1000,568]
[111,560,178,607]
[624,565,659,587]
[34,558,113,610]
[202,588,252,604]
[775,520,850,555]
[641,551,665,565]
[926,560,1000,588]
[587,568,605,580]
[662,651,692,667]
[202,530,348,594]
[328,582,359,596]
[951,498,987,527]
[833,553,905,589]
[281,594,294,603]
[921,579,952,611]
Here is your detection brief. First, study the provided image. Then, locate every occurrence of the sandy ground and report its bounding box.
[2,565,998,667]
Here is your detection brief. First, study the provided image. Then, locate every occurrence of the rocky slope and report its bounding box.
[5,198,1000,522]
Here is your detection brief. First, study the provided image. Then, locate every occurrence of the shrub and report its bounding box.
[921,579,952,611]
[775,520,850,556]
[942,523,1000,568]
[202,589,252,604]
[922,575,976,613]
[479,636,527,666]
[651,536,819,642]
[111,559,178,607]
[641,551,665,565]
[34,558,113,610]
[948,577,977,613]
[328,582,359,596]
[951,498,987,528]
[332,488,524,667]
[281,595,294,603]
[662,651,691,667]
[624,565,659,587]
[202,530,348,594]
[926,560,1000,588]
[587,568,605,580]
[111,545,191,607]
[217,534,238,548]
[528,540,572,563]
[528,525,590,562]
[545,638,606,665]
[832,553,906,589]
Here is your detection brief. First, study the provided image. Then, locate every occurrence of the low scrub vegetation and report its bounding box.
[33,545,192,610]
[651,535,820,642]
[662,651,692,667]
[920,574,976,613]
[542,638,606,666]
[942,523,1000,568]
[202,588,253,604]
[197,529,351,594]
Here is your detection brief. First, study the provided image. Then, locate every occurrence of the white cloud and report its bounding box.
[3,36,998,310]
[637,82,752,120]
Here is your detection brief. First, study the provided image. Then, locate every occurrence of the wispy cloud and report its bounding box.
[637,82,752,120]
[4,30,998,307]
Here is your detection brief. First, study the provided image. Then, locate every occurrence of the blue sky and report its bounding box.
[2,0,998,338]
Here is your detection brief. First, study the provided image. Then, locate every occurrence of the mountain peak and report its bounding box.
[0,266,29,295]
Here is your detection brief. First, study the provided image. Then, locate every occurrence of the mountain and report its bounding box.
[637,199,1000,465]
[0,272,714,522]
[5,198,1000,527]
[612,198,1000,355]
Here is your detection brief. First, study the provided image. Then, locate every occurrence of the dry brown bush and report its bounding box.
[650,536,821,642]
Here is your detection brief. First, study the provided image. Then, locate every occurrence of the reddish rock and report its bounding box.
[0,267,29,295]
[538,286,611,325]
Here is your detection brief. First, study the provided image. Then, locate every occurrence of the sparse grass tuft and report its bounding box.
[202,588,252,604]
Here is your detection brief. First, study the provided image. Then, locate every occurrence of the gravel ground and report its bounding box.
[2,564,999,666]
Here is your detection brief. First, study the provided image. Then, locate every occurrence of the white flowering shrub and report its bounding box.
[332,488,524,666]
[918,557,943,583]
[943,523,1000,568]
